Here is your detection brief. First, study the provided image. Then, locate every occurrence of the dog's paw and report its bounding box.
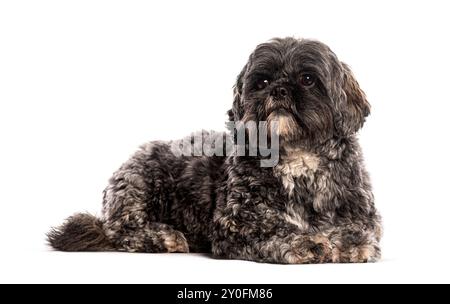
[162,230,190,253]
[331,230,380,263]
[332,244,380,263]
[284,235,332,264]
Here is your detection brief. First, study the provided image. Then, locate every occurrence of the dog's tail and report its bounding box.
[47,213,114,252]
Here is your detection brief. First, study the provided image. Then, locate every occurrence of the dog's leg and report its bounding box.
[101,144,189,253]
[102,184,190,253]
[213,212,381,264]
[108,222,189,253]
[213,228,332,264]
[213,205,333,264]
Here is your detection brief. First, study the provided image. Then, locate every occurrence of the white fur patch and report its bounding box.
[277,115,296,136]
[274,148,320,193]
[268,113,298,138]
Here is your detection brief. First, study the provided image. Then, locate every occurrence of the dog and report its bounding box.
[48,37,382,263]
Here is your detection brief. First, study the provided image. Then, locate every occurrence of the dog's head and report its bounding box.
[229,38,370,145]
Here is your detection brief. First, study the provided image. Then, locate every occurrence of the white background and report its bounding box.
[1,0,449,283]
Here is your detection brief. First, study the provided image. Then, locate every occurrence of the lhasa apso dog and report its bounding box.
[48,38,382,263]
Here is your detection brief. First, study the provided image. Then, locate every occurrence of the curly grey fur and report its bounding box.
[48,38,382,264]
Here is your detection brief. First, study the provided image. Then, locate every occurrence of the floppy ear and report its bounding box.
[227,64,247,122]
[340,63,371,134]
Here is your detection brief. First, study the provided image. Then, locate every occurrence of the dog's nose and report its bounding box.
[271,86,289,99]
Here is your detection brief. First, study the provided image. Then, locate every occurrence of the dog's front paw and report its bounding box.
[284,235,332,264]
[331,230,380,263]
[162,230,190,253]
[332,244,380,263]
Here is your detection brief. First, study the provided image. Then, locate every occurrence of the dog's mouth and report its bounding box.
[267,108,299,138]
[264,94,295,114]
[266,106,293,118]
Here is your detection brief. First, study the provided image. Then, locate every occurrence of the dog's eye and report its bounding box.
[300,74,316,88]
[256,79,270,90]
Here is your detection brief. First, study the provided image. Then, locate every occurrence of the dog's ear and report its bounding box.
[228,64,247,121]
[340,63,371,134]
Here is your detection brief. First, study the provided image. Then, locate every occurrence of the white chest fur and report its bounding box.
[274,148,320,194]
